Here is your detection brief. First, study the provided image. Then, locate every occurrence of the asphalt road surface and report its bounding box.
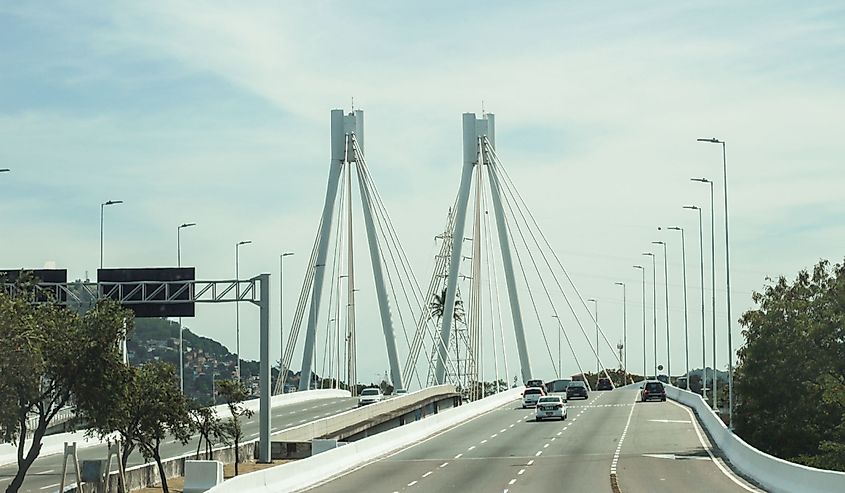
[1,396,358,493]
[306,389,763,493]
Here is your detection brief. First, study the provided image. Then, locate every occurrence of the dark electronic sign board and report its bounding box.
[98,267,195,318]
[1,269,68,302]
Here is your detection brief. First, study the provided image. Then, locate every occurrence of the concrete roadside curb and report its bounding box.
[207,387,525,493]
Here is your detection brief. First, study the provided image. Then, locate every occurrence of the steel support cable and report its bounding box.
[480,166,502,391]
[275,212,322,395]
[356,162,459,386]
[485,143,622,381]
[354,160,422,389]
[352,138,459,385]
[320,167,348,384]
[483,145,559,376]
[483,140,590,381]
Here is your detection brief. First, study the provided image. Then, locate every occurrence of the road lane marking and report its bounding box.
[454,453,463,459]
[535,451,542,456]
[36,469,55,475]
[500,428,507,433]
[666,399,763,492]
[491,433,498,438]
[508,479,517,485]
[648,419,691,423]
[527,460,534,466]
[407,480,417,486]
[518,468,525,475]
[551,437,556,441]
[39,483,60,490]
[642,453,711,461]
[440,462,449,468]
[468,445,476,451]
[422,471,433,477]
[481,439,488,444]
[610,392,638,477]
[543,443,549,448]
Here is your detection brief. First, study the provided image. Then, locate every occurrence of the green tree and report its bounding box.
[217,379,254,476]
[87,362,194,493]
[735,259,845,471]
[0,283,131,493]
[189,401,225,460]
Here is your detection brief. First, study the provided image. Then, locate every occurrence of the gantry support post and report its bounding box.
[300,109,346,390]
[258,273,271,463]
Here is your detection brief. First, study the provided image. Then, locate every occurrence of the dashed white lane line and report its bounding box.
[454,453,463,459]
[468,445,476,451]
[422,471,433,478]
[491,433,498,438]
[407,480,418,486]
[500,428,507,433]
[509,424,515,428]
[551,437,556,441]
[518,468,526,475]
[543,443,549,448]
[508,478,517,485]
[439,462,449,468]
[527,459,535,466]
[39,484,60,490]
[610,393,638,476]
[35,469,55,475]
[535,450,543,457]
[481,439,488,444]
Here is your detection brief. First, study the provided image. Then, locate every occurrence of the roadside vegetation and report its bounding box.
[735,258,845,472]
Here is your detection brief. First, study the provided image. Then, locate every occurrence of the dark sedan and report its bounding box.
[566,381,589,399]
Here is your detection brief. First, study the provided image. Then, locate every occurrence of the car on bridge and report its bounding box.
[640,380,666,402]
[525,379,547,392]
[522,387,546,408]
[566,380,589,400]
[535,396,567,421]
[596,377,613,391]
[358,387,384,406]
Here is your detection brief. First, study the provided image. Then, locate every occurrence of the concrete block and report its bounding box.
[184,460,224,493]
[81,459,107,482]
[311,439,339,455]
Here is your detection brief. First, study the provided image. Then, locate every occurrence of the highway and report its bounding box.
[0,396,358,493]
[306,389,763,493]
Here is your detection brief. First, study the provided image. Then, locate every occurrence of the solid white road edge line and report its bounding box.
[666,399,763,492]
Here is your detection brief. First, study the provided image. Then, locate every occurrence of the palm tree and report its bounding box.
[429,287,465,323]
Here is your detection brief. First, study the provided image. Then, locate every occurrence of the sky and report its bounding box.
[2,1,844,388]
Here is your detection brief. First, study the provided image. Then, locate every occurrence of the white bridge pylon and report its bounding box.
[287,109,404,393]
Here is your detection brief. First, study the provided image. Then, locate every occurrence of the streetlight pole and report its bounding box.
[652,240,671,380]
[684,205,707,397]
[279,252,294,393]
[235,240,253,380]
[633,265,646,380]
[666,226,690,390]
[552,315,561,378]
[614,282,627,385]
[100,200,123,269]
[692,177,717,410]
[698,137,734,429]
[642,252,657,378]
[177,222,197,394]
[587,298,598,375]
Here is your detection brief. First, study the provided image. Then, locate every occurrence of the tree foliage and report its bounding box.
[217,379,254,476]
[189,401,225,460]
[0,279,131,493]
[86,361,194,493]
[735,259,845,471]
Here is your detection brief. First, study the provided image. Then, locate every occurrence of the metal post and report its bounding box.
[279,252,293,393]
[615,282,627,384]
[643,252,658,378]
[99,200,123,269]
[300,109,346,391]
[235,240,252,380]
[258,273,271,463]
[587,298,598,375]
[634,265,646,380]
[669,227,690,389]
[177,222,196,394]
[653,241,670,379]
[685,205,707,398]
[720,142,735,429]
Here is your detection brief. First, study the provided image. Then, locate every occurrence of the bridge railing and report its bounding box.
[666,385,845,493]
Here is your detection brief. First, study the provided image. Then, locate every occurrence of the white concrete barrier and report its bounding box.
[0,389,351,467]
[207,387,524,493]
[666,385,845,493]
[184,460,224,493]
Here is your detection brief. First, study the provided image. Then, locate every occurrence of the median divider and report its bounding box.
[208,387,525,493]
[666,385,845,493]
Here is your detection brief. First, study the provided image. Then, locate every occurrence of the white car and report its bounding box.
[358,388,384,406]
[535,395,567,421]
[522,387,546,408]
